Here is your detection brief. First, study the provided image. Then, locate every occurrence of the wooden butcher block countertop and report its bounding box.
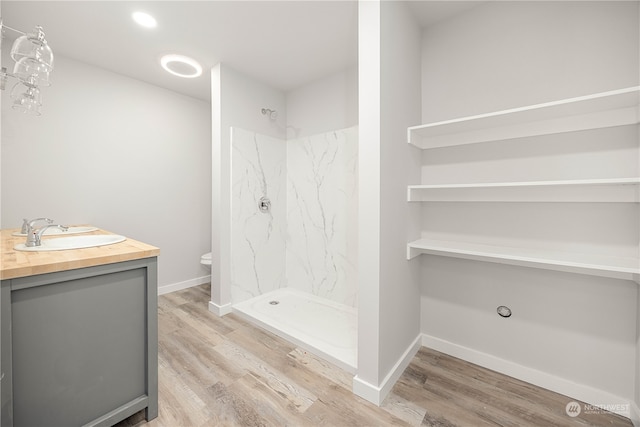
[0,226,160,280]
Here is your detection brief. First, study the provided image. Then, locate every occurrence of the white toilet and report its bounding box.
[200,252,212,266]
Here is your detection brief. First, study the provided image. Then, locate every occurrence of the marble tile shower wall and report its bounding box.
[231,128,287,303]
[230,126,358,307]
[286,127,358,307]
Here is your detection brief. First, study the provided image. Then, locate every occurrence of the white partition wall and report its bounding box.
[636,286,640,424]
[355,1,383,398]
[354,0,422,405]
[635,9,640,424]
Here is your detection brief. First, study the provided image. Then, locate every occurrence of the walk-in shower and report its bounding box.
[229,125,358,371]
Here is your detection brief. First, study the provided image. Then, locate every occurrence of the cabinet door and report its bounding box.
[11,268,147,427]
[1,281,9,427]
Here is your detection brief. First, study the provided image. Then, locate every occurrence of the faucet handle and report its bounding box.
[25,224,69,247]
[22,217,53,234]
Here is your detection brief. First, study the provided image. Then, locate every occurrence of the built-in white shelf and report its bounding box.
[407,178,640,203]
[407,238,640,283]
[408,86,640,149]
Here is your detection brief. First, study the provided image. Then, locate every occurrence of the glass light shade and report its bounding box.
[10,81,35,99]
[12,85,42,116]
[13,57,51,86]
[0,68,7,91]
[10,27,54,70]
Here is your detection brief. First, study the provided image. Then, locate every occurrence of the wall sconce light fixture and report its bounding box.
[1,19,54,116]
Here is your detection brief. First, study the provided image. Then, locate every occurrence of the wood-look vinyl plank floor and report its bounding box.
[116,284,632,427]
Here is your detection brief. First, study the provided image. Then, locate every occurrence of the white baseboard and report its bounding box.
[353,334,421,406]
[631,401,640,427]
[422,334,632,419]
[208,300,232,317]
[157,275,211,296]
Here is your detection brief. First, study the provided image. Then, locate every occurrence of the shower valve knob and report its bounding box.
[258,197,271,213]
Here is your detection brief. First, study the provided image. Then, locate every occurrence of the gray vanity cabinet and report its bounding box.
[0,257,158,427]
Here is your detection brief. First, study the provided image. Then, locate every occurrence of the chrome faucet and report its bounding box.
[21,217,53,234]
[25,223,69,247]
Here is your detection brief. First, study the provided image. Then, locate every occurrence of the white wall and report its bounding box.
[1,51,211,291]
[636,286,640,424]
[210,63,286,314]
[354,0,422,405]
[356,0,382,397]
[422,258,637,398]
[378,0,422,393]
[419,0,639,413]
[631,7,640,426]
[0,2,4,421]
[422,0,639,122]
[285,67,358,139]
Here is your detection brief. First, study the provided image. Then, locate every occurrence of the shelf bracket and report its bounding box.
[407,245,422,261]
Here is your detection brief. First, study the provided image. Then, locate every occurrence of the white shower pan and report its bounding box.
[233,288,357,373]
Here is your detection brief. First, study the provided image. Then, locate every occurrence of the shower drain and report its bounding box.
[269,300,280,305]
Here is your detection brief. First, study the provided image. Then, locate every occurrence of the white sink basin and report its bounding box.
[14,235,126,252]
[12,226,98,237]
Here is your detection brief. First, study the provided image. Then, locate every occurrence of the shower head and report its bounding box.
[261,108,277,120]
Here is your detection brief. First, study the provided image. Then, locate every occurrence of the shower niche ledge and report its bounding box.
[406,238,639,284]
[407,86,640,149]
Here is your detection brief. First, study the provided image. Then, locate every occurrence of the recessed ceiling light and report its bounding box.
[160,54,203,79]
[132,11,157,28]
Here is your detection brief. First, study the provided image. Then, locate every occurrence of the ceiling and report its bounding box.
[1,1,481,102]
